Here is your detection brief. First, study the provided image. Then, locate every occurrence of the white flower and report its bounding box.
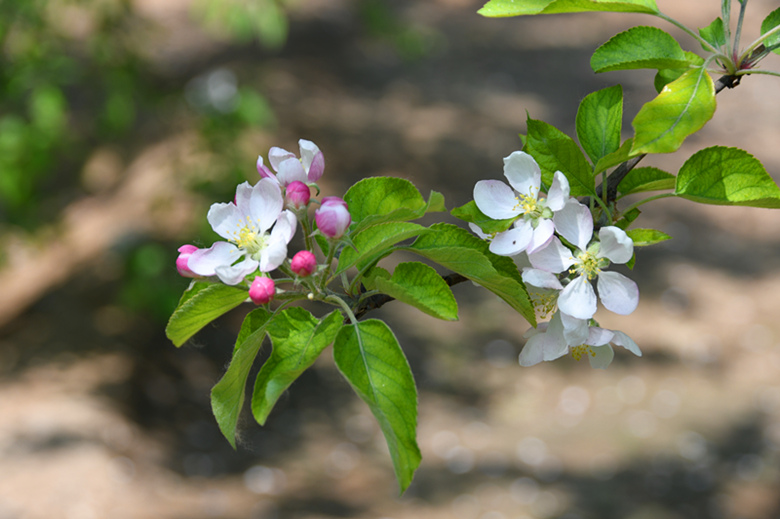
[473,151,571,255]
[187,179,297,285]
[519,311,641,369]
[259,139,325,186]
[528,205,638,320]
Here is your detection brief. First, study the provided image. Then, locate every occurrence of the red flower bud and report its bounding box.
[249,276,275,305]
[285,181,311,210]
[176,244,199,278]
[290,250,317,277]
[315,196,351,239]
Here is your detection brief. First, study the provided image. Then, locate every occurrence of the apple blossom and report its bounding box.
[261,139,325,186]
[249,276,275,305]
[291,250,317,277]
[187,179,297,285]
[316,196,351,239]
[285,180,311,210]
[473,151,572,255]
[528,207,639,320]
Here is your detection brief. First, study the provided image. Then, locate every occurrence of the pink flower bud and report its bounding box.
[176,244,199,277]
[290,250,317,277]
[285,181,311,210]
[249,276,275,305]
[315,196,351,239]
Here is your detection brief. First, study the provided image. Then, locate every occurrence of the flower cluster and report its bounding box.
[471,151,642,368]
[176,140,352,305]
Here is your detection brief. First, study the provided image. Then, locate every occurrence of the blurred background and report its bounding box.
[2,1,780,518]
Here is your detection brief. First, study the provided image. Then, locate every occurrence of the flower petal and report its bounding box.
[611,330,642,357]
[519,334,546,366]
[585,326,615,346]
[268,147,295,171]
[276,157,307,186]
[527,237,575,273]
[558,275,597,319]
[299,139,325,181]
[248,179,284,233]
[552,199,593,250]
[188,241,243,277]
[207,201,243,241]
[522,268,563,290]
[526,218,555,254]
[546,171,570,212]
[473,180,521,220]
[560,311,589,345]
[588,345,615,369]
[257,238,288,272]
[271,210,297,245]
[469,222,491,240]
[541,311,570,361]
[503,151,541,198]
[597,271,639,315]
[490,221,533,256]
[215,258,259,285]
[598,226,634,264]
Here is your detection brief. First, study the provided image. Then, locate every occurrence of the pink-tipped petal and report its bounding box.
[558,275,597,320]
[176,244,199,277]
[597,271,639,315]
[307,151,325,182]
[473,180,521,220]
[256,156,276,181]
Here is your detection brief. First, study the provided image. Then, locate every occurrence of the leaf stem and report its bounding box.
[654,12,721,55]
[733,0,748,59]
[620,192,676,214]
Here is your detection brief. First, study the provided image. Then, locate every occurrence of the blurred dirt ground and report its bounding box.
[2,1,780,518]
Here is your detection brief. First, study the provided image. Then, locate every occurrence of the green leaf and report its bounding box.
[631,66,716,155]
[336,222,429,274]
[617,166,675,195]
[405,223,536,325]
[373,262,458,321]
[166,282,248,347]
[252,309,343,425]
[626,228,672,246]
[699,17,726,52]
[591,26,689,73]
[653,52,704,93]
[525,117,595,197]
[450,200,515,234]
[576,85,623,165]
[761,8,780,55]
[425,190,447,213]
[211,308,273,448]
[344,177,427,233]
[478,0,658,17]
[333,320,421,494]
[674,146,780,207]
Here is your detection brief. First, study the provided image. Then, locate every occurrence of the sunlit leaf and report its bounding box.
[617,167,675,195]
[626,228,671,246]
[166,282,248,347]
[525,117,595,197]
[373,262,458,320]
[591,26,689,73]
[576,85,623,165]
[478,0,658,17]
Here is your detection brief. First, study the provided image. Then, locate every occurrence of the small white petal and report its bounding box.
[597,271,639,315]
[552,200,593,251]
[248,179,284,233]
[503,151,542,197]
[558,275,597,320]
[598,226,634,264]
[528,237,575,273]
[490,222,533,256]
[588,345,615,369]
[215,258,259,285]
[560,311,589,345]
[268,147,295,171]
[474,180,521,220]
[276,157,307,186]
[585,326,615,346]
[522,268,563,290]
[469,222,491,240]
[611,330,642,357]
[271,210,297,245]
[542,311,570,361]
[298,139,320,170]
[257,238,288,272]
[188,241,243,277]
[207,202,244,241]
[526,219,555,254]
[519,334,546,366]
[234,181,255,214]
[546,171,570,212]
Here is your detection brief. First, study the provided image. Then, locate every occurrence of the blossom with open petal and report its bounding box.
[519,312,641,369]
[528,207,638,320]
[187,179,296,285]
[473,151,571,255]
[259,139,325,187]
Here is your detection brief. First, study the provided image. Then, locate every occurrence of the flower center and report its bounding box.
[233,218,268,256]
[571,344,595,361]
[570,250,607,280]
[529,289,557,319]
